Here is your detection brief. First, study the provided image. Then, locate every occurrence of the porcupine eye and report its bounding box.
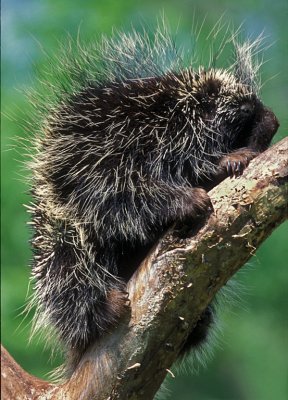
[239,102,254,117]
[236,101,256,127]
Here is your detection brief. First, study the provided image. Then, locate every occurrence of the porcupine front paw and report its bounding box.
[174,188,213,239]
[219,148,258,178]
[179,187,213,218]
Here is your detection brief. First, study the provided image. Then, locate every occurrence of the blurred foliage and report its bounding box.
[1,0,287,399]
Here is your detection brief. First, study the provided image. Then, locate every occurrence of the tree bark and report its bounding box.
[1,138,287,400]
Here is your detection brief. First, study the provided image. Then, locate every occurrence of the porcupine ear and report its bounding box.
[233,35,264,93]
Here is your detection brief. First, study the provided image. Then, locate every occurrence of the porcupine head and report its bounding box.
[26,22,279,376]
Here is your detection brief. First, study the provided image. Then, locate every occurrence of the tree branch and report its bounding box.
[1,138,287,400]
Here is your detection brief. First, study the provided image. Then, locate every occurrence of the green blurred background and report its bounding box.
[1,0,287,399]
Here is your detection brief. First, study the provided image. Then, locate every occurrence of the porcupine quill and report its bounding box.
[25,22,279,376]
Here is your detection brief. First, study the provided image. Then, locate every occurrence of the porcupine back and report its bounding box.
[26,23,277,375]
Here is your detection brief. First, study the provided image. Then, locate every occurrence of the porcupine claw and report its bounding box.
[220,148,258,178]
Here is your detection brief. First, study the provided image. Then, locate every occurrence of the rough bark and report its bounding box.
[1,138,287,400]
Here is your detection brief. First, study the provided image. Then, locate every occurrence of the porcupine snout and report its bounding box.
[248,107,279,151]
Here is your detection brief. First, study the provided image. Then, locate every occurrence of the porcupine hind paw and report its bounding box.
[106,286,131,320]
[179,305,215,357]
[64,284,130,375]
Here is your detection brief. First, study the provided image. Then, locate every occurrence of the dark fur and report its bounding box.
[29,33,279,373]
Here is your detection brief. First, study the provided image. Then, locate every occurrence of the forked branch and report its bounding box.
[1,138,287,400]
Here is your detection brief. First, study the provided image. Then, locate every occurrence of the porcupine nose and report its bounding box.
[264,107,279,138]
[250,106,279,151]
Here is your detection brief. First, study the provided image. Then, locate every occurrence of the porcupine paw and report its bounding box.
[106,286,131,326]
[175,188,213,239]
[190,188,214,215]
[219,149,257,178]
[179,305,214,356]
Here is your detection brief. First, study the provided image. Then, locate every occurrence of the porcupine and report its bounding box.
[27,25,279,373]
